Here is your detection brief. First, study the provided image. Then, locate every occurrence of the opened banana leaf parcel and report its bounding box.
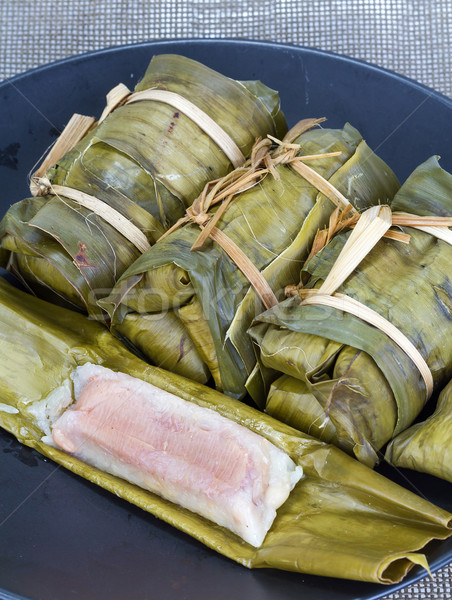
[0,278,451,584]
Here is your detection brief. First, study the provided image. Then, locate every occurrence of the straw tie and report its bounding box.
[288,205,452,399]
[98,83,246,168]
[28,79,254,253]
[156,119,350,310]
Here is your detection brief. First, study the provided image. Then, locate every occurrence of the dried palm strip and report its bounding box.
[99,84,247,167]
[125,89,245,168]
[98,83,132,122]
[44,184,151,254]
[295,204,452,400]
[30,114,96,196]
[301,292,434,399]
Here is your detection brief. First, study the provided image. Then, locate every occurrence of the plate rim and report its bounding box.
[2,37,452,110]
[0,37,451,600]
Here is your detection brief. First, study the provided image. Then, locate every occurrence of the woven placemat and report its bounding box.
[0,1,451,599]
[1,0,451,97]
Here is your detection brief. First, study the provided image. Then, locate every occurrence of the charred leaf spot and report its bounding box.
[176,335,186,364]
[74,242,97,268]
[0,142,20,170]
[167,112,180,135]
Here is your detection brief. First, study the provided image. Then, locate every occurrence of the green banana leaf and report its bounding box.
[250,156,452,467]
[116,309,211,384]
[0,276,451,584]
[267,374,341,444]
[101,123,400,398]
[0,54,286,320]
[386,379,452,483]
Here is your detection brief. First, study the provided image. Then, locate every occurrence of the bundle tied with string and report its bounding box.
[250,155,452,468]
[0,53,286,321]
[100,119,401,397]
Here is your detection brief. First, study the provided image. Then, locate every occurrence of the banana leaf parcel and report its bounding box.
[250,156,452,468]
[100,122,400,393]
[0,54,286,321]
[386,379,452,483]
[0,277,451,584]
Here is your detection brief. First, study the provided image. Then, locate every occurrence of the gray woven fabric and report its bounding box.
[0,1,451,599]
[1,0,451,97]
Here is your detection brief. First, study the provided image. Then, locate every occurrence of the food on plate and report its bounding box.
[100,121,399,395]
[51,363,303,547]
[250,156,452,467]
[0,54,286,321]
[0,277,451,583]
[386,378,452,483]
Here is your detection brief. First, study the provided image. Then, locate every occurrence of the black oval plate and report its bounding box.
[0,40,451,600]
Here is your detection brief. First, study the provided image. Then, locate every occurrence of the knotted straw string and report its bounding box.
[156,118,356,309]
[286,205,452,399]
[155,117,418,310]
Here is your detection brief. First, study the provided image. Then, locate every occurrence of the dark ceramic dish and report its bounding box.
[0,39,451,600]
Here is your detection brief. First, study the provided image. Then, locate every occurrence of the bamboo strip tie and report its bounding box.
[125,88,246,168]
[29,114,96,197]
[29,111,151,254]
[392,212,452,246]
[46,184,151,254]
[98,83,246,167]
[28,78,254,254]
[293,205,452,399]
[301,292,435,399]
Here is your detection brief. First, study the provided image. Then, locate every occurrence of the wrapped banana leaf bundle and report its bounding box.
[0,277,451,584]
[250,156,452,467]
[0,54,286,321]
[386,379,452,483]
[100,121,400,393]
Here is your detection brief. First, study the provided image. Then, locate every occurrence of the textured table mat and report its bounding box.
[0,1,451,599]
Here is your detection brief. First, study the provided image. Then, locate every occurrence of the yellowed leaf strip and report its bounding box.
[209,227,278,309]
[98,83,132,123]
[413,225,452,245]
[301,292,434,399]
[30,114,96,196]
[49,184,150,253]
[289,160,353,211]
[318,205,392,295]
[295,204,452,400]
[392,212,452,246]
[125,89,246,168]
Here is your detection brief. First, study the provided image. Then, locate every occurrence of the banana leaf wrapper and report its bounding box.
[100,123,400,397]
[250,156,452,467]
[0,54,286,321]
[386,379,452,483]
[0,277,451,584]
